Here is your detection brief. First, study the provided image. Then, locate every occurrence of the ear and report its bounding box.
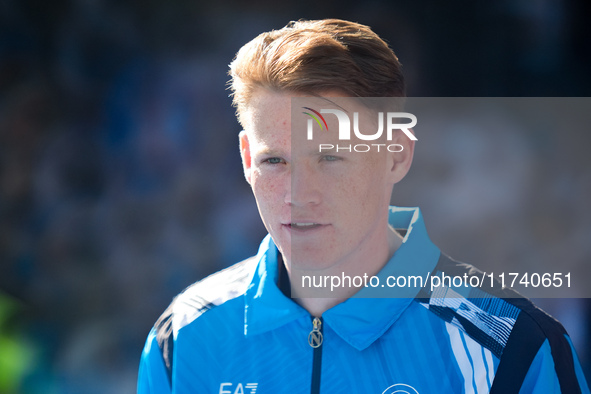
[387,128,415,184]
[239,130,252,185]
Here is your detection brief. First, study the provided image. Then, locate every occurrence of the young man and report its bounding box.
[138,19,589,393]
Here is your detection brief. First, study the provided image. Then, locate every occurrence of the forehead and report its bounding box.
[242,90,291,138]
[242,89,374,145]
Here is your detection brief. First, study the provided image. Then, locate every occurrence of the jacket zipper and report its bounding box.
[308,316,323,394]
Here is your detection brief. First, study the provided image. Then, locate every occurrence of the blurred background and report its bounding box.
[0,0,590,392]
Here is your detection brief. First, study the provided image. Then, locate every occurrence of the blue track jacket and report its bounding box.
[138,207,589,393]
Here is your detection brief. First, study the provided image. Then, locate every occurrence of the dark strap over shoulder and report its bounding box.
[419,254,582,393]
[155,302,174,385]
[490,297,581,394]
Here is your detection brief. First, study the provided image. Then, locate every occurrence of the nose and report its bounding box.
[284,162,321,206]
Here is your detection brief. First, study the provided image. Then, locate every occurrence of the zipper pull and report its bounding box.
[308,317,323,348]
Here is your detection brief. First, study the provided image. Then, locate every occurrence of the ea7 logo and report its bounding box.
[219,382,258,394]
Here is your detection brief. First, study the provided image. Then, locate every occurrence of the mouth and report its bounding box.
[282,222,326,232]
[290,222,322,230]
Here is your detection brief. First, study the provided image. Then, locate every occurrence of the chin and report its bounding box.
[290,254,335,272]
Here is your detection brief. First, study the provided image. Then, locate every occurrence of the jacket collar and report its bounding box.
[243,235,308,337]
[244,207,440,350]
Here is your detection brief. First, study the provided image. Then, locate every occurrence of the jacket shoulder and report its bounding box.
[152,255,258,376]
[417,254,582,392]
[172,255,258,330]
[418,254,569,356]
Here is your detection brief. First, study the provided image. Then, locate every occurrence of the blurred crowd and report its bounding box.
[0,0,590,392]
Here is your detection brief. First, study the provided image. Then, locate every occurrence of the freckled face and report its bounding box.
[239,90,412,273]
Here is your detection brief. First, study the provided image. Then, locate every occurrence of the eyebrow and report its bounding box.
[252,146,287,157]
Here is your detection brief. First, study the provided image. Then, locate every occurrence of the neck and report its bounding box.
[286,226,403,317]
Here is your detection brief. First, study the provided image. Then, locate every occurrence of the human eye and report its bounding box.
[321,155,341,162]
[263,157,285,165]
